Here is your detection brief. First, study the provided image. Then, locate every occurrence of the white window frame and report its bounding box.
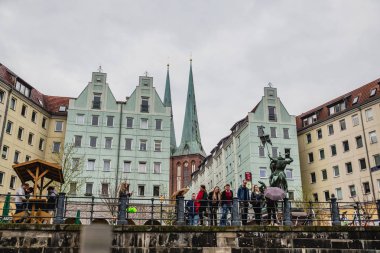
[55,121,64,132]
[103,159,111,172]
[369,131,378,144]
[87,159,95,171]
[123,161,131,173]
[153,162,161,174]
[140,118,148,129]
[138,162,147,173]
[365,108,374,121]
[76,114,85,124]
[52,142,61,153]
[105,137,113,149]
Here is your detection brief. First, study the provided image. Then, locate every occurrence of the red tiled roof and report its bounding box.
[296,78,380,131]
[0,63,70,115]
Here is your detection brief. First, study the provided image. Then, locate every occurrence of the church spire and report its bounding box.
[175,59,206,157]
[164,64,177,154]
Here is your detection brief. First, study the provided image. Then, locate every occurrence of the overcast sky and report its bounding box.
[1,1,379,154]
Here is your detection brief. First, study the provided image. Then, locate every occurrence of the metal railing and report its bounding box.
[1,193,380,226]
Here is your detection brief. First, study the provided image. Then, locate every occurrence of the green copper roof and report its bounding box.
[164,64,177,154]
[174,60,206,157]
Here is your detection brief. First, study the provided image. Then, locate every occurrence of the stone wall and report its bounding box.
[0,224,380,252]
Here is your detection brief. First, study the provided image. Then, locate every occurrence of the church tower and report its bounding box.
[164,64,177,155]
[170,59,206,196]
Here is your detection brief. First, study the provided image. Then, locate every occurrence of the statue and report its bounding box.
[258,125,293,192]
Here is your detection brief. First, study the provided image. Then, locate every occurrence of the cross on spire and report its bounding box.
[98,65,103,73]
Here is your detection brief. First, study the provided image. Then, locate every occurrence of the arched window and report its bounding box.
[176,163,182,190]
[191,161,196,173]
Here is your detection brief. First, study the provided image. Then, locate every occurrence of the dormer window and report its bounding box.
[328,100,346,115]
[352,96,359,105]
[302,113,318,127]
[370,88,377,97]
[38,99,43,106]
[58,105,66,112]
[15,81,31,98]
[92,93,101,109]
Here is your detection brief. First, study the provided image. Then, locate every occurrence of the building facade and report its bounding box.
[190,86,302,200]
[169,60,206,196]
[0,64,69,194]
[64,70,172,198]
[297,79,380,202]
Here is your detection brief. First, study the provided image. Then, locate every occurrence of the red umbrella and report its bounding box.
[264,187,286,201]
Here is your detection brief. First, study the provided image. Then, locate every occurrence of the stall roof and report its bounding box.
[12,159,64,184]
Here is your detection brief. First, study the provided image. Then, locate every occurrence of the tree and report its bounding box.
[52,143,87,194]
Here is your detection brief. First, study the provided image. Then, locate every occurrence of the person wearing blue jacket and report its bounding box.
[237,180,250,225]
[186,193,198,225]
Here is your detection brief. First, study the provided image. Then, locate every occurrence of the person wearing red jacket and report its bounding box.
[195,185,208,225]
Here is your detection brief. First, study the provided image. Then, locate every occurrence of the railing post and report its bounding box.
[117,193,128,225]
[150,198,154,221]
[231,197,241,226]
[176,196,185,225]
[283,198,292,226]
[53,192,66,224]
[330,195,340,226]
[89,196,95,224]
[376,199,380,225]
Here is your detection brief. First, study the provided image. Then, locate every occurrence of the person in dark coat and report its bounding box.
[208,186,221,226]
[186,193,198,225]
[237,180,250,225]
[266,197,278,225]
[220,184,233,226]
[46,186,57,211]
[251,184,264,225]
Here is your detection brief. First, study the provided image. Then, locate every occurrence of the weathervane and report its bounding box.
[144,71,149,77]
[98,65,102,73]
[268,82,273,88]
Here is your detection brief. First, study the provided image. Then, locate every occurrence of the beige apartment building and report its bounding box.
[0,64,69,194]
[297,79,380,203]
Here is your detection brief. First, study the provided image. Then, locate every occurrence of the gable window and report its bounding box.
[55,121,63,132]
[105,137,113,149]
[328,124,334,135]
[140,118,148,129]
[342,140,350,152]
[155,119,162,130]
[283,128,289,139]
[333,166,340,177]
[126,117,133,128]
[6,121,13,134]
[103,160,111,171]
[52,142,61,153]
[352,114,359,127]
[356,136,363,148]
[74,135,82,147]
[154,162,161,174]
[28,133,34,145]
[106,116,114,127]
[10,97,16,110]
[89,136,97,148]
[91,115,99,126]
[346,162,353,174]
[268,106,277,122]
[310,172,316,183]
[38,138,45,151]
[31,111,37,123]
[21,104,27,117]
[125,138,132,150]
[317,129,322,139]
[306,133,312,144]
[141,97,149,113]
[365,108,374,121]
[139,140,147,151]
[17,127,23,140]
[359,158,366,170]
[369,131,378,144]
[154,140,162,152]
[123,161,131,173]
[339,119,346,131]
[92,93,101,109]
[138,162,147,173]
[331,144,337,156]
[76,114,85,124]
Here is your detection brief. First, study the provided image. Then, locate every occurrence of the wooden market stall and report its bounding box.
[12,159,64,224]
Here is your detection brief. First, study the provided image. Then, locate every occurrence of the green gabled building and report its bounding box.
[64,69,172,198]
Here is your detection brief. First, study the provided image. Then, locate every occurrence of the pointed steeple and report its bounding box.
[164,64,177,154]
[175,59,206,157]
